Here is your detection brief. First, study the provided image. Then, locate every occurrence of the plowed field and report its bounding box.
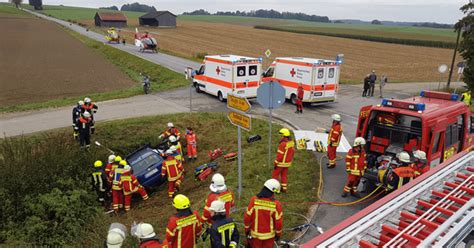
[0,12,134,106]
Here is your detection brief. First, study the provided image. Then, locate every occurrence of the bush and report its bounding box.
[0,134,101,246]
[195,52,208,60]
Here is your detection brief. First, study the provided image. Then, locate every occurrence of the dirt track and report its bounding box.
[0,13,133,106]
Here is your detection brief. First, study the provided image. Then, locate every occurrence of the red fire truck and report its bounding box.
[356,91,473,187]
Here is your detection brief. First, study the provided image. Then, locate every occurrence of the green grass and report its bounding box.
[23,4,144,21]
[0,2,30,16]
[1,113,319,247]
[0,26,189,113]
[179,15,457,45]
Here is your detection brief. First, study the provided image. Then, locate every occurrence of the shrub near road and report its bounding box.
[0,113,319,247]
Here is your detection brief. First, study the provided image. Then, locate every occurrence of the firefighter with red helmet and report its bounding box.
[296,83,304,114]
[244,179,283,248]
[412,150,429,177]
[342,137,367,198]
[327,114,342,168]
[81,97,98,134]
[162,147,184,198]
[202,173,235,223]
[119,164,149,212]
[272,128,295,192]
[166,194,203,248]
[185,127,197,160]
[160,122,181,140]
[111,160,126,213]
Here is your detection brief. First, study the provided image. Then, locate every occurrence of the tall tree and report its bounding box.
[454,2,474,91]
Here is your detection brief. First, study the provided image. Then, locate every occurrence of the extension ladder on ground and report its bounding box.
[302,150,474,248]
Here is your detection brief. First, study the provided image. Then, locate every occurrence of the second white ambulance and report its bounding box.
[262,57,341,104]
[193,55,262,101]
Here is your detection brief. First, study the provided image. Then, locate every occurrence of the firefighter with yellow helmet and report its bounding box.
[271,128,295,192]
[166,194,202,248]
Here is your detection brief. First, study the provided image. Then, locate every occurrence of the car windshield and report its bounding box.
[127,148,162,174]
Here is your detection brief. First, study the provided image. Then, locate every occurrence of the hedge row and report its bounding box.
[254,25,456,49]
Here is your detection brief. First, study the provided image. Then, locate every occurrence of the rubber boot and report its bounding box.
[351,192,361,198]
[341,192,348,198]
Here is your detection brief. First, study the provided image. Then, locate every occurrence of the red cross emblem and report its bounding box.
[290,68,296,77]
[216,66,221,75]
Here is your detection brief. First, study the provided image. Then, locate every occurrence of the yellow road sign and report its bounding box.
[227,94,251,113]
[227,111,251,131]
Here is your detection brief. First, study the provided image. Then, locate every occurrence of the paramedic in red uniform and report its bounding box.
[162,147,184,198]
[119,165,149,212]
[327,114,342,168]
[185,127,197,160]
[244,179,283,248]
[166,194,202,248]
[202,173,235,223]
[342,137,367,198]
[272,128,295,192]
[296,83,304,114]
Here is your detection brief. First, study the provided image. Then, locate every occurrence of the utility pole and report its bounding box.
[447,28,462,88]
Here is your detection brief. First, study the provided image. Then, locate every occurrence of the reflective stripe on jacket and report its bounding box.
[328,122,342,147]
[162,157,183,181]
[244,196,283,240]
[274,137,295,167]
[166,211,202,248]
[345,148,367,176]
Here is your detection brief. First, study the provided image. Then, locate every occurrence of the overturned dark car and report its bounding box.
[125,145,166,188]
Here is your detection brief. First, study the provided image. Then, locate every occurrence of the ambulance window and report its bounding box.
[265,67,274,77]
[328,68,335,78]
[249,65,258,76]
[432,132,440,154]
[198,65,205,75]
[237,66,246,77]
[317,68,324,79]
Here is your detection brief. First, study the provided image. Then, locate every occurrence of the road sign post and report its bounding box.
[257,81,286,167]
[227,94,252,199]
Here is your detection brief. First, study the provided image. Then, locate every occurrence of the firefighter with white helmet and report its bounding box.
[75,111,93,148]
[342,137,367,198]
[81,97,98,134]
[72,100,84,140]
[159,122,181,140]
[168,135,183,162]
[104,155,116,182]
[166,194,202,248]
[412,150,429,177]
[162,146,184,198]
[106,228,125,248]
[132,222,169,247]
[386,151,416,191]
[327,114,343,168]
[272,128,295,192]
[202,173,235,223]
[244,179,283,247]
[206,200,240,248]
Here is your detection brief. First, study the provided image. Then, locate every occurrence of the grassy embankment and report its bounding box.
[0,4,188,113]
[0,113,319,247]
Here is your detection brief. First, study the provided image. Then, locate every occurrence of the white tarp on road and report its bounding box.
[294,130,351,153]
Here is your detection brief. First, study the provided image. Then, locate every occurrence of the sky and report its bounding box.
[8,0,468,23]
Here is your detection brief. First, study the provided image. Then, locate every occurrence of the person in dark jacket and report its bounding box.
[75,111,92,148]
[72,100,83,140]
[91,160,111,208]
[362,75,370,97]
[208,200,239,248]
[368,70,377,97]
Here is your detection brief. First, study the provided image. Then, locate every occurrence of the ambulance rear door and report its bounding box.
[324,65,338,99]
[313,66,326,99]
[233,62,260,98]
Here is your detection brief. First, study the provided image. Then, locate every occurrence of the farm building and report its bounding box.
[139,11,176,27]
[94,12,127,28]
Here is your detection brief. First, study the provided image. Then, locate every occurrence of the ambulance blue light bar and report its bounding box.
[381,99,425,111]
[420,91,459,101]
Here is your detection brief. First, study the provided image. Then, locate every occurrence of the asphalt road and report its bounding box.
[6,10,467,245]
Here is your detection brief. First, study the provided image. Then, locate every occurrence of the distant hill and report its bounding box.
[183,9,330,23]
[334,19,454,28]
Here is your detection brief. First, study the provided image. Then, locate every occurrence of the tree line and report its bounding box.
[100,2,156,13]
[182,9,330,23]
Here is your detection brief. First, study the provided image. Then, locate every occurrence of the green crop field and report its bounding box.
[179,15,457,44]
[23,4,144,21]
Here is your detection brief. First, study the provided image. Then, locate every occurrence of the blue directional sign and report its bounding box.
[257,81,286,109]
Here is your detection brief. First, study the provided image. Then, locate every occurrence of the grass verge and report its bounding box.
[0,113,319,247]
[0,26,189,113]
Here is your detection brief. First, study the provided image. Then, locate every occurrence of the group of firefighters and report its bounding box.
[72,97,98,148]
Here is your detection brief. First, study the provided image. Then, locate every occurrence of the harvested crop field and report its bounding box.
[114,21,459,83]
[0,12,134,107]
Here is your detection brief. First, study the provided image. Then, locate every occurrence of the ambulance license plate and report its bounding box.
[145,168,158,178]
[314,92,323,96]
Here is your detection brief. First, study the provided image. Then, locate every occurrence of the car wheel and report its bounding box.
[194,82,201,93]
[290,94,297,105]
[218,91,224,102]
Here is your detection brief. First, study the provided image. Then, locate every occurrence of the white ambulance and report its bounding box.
[262,57,341,104]
[192,55,262,101]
